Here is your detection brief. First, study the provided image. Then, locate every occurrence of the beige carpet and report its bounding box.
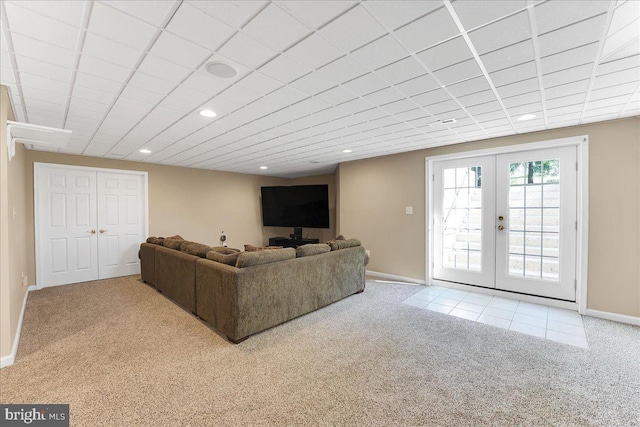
[1,276,639,426]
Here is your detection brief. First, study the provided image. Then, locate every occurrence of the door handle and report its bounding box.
[87,229,96,234]
[99,229,108,234]
[497,225,505,230]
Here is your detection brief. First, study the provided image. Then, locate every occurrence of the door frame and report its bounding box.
[34,162,149,289]
[425,136,589,313]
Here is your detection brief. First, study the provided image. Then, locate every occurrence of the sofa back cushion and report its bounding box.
[180,241,213,258]
[244,244,284,252]
[206,250,241,266]
[236,248,295,268]
[296,243,331,258]
[163,238,184,250]
[329,238,361,251]
[211,246,240,255]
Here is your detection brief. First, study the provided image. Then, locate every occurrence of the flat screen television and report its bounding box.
[261,185,330,229]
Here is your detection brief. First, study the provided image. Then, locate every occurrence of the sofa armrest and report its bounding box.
[139,243,157,286]
[196,260,239,340]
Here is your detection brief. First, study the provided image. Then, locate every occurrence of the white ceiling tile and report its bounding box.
[593,67,640,88]
[0,66,16,85]
[5,2,80,51]
[432,58,483,85]
[394,108,429,122]
[502,91,541,108]
[446,76,491,97]
[546,93,586,109]
[597,54,640,75]
[237,72,283,97]
[363,0,442,31]
[380,98,417,115]
[320,5,387,52]
[218,32,276,68]
[337,97,375,114]
[451,0,526,30]
[88,2,156,50]
[20,73,70,96]
[78,54,131,82]
[538,15,607,57]
[149,31,211,69]
[376,57,426,84]
[542,63,594,87]
[170,84,213,107]
[105,0,177,26]
[466,101,503,116]
[412,88,453,107]
[315,86,356,105]
[350,35,408,71]
[489,61,537,87]
[272,3,350,30]
[364,87,404,106]
[546,104,584,117]
[545,79,590,99]
[120,85,165,105]
[507,103,541,117]
[6,0,86,27]
[457,89,498,107]
[75,72,122,94]
[540,42,599,75]
[190,1,267,29]
[166,3,234,49]
[21,86,67,105]
[137,54,192,83]
[496,77,539,98]
[584,102,627,115]
[111,97,154,116]
[259,54,311,84]
[601,18,640,59]
[481,39,535,73]
[427,99,461,116]
[315,56,368,85]
[251,86,308,112]
[610,1,640,33]
[83,33,142,69]
[342,73,388,96]
[602,38,640,63]
[180,71,233,97]
[242,3,309,52]
[128,71,177,95]
[469,11,530,55]
[289,72,336,95]
[590,81,638,101]
[216,83,260,107]
[285,34,344,70]
[395,74,440,97]
[534,0,610,35]
[394,6,459,53]
[417,36,473,71]
[10,34,75,69]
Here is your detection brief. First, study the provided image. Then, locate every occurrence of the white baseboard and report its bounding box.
[0,285,35,369]
[366,270,426,285]
[584,309,640,326]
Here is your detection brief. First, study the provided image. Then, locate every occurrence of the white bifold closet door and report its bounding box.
[36,164,147,288]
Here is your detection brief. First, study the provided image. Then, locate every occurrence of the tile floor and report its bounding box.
[402,285,588,348]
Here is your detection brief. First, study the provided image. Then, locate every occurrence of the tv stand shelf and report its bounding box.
[269,237,319,248]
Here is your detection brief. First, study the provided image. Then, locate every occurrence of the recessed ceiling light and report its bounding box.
[199,109,217,118]
[259,166,268,170]
[342,149,352,153]
[517,114,537,121]
[439,118,456,124]
[139,149,151,154]
[205,61,237,79]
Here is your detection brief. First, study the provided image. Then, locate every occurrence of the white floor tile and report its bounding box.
[426,302,453,314]
[512,312,547,328]
[482,306,516,320]
[432,296,461,308]
[477,313,511,329]
[463,293,493,305]
[546,329,588,348]
[441,289,469,300]
[487,298,519,311]
[510,321,546,338]
[548,308,584,326]
[547,319,586,337]
[456,301,486,313]
[449,307,481,321]
[515,304,549,319]
[411,292,437,303]
[421,288,447,297]
[402,297,429,309]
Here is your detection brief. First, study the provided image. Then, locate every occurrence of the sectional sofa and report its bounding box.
[139,238,367,343]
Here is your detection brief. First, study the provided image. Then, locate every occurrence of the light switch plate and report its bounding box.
[405,206,413,214]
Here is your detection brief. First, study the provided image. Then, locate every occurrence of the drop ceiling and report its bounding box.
[1,0,638,178]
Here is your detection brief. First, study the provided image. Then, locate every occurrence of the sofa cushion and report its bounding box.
[236,248,295,268]
[180,241,213,258]
[211,246,240,255]
[296,243,331,258]
[206,250,241,266]
[163,239,184,250]
[326,234,345,246]
[167,234,184,240]
[329,238,361,251]
[146,237,156,243]
[244,244,284,252]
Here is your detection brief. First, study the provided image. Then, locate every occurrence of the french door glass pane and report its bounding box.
[442,166,482,272]
[508,159,561,281]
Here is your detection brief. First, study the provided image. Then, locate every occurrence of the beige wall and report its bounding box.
[1,85,29,360]
[338,117,640,318]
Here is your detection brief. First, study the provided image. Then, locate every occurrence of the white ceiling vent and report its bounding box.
[6,121,72,160]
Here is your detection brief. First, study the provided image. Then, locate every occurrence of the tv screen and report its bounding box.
[261,185,330,229]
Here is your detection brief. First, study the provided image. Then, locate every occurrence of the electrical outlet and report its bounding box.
[405,206,413,215]
[22,274,28,287]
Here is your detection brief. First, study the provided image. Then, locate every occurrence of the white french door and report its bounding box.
[432,146,578,301]
[36,164,147,288]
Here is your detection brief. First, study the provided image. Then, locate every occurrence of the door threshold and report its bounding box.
[431,279,578,311]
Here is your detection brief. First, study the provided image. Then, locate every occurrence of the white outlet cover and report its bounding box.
[405,206,413,215]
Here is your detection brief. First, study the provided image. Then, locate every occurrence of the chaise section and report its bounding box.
[196,246,366,343]
[155,246,197,313]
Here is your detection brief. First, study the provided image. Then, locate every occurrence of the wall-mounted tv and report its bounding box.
[261,185,330,229]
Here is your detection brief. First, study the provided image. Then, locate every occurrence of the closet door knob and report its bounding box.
[88,229,96,234]
[99,229,108,234]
